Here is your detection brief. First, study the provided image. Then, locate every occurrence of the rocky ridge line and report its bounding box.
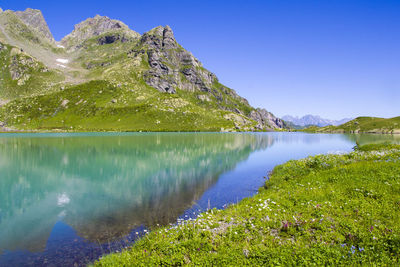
[0,9,286,131]
[139,25,218,94]
[61,15,140,50]
[14,8,54,42]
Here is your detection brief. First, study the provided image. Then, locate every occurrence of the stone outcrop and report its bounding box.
[138,25,244,104]
[133,25,284,130]
[97,32,129,45]
[8,47,47,85]
[140,25,178,50]
[138,25,215,93]
[250,108,286,130]
[15,8,54,42]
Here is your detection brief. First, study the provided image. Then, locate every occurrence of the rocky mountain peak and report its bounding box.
[14,8,54,42]
[0,7,3,13]
[75,15,125,32]
[139,24,216,94]
[61,15,140,48]
[140,25,177,49]
[163,25,177,48]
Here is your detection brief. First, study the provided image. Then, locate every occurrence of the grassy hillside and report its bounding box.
[0,10,54,49]
[0,9,285,132]
[0,42,63,99]
[0,80,257,132]
[94,143,400,266]
[303,117,400,134]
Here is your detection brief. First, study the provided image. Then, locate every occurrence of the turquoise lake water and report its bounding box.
[0,132,398,266]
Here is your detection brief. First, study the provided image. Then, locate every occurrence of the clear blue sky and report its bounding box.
[1,0,399,120]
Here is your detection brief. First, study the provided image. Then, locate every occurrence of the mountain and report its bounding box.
[303,116,400,134]
[0,8,286,132]
[14,8,54,43]
[282,114,352,127]
[60,15,140,50]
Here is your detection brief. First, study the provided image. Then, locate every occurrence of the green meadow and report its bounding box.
[95,143,400,266]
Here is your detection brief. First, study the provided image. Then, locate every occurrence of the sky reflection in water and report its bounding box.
[0,132,398,266]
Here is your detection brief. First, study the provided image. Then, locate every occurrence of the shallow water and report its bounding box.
[0,132,398,266]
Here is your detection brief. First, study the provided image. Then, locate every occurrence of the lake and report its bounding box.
[0,132,398,266]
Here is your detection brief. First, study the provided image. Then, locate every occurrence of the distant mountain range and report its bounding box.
[282,115,353,127]
[302,116,400,134]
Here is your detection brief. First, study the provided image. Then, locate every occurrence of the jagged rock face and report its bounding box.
[140,25,177,50]
[61,15,139,49]
[250,108,285,130]
[138,25,251,112]
[14,8,54,42]
[139,26,219,94]
[97,33,130,45]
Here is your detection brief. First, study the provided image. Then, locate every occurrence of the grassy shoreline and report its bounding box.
[95,143,400,266]
[300,116,400,134]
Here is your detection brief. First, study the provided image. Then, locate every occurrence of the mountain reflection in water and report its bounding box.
[0,133,273,253]
[0,132,397,266]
